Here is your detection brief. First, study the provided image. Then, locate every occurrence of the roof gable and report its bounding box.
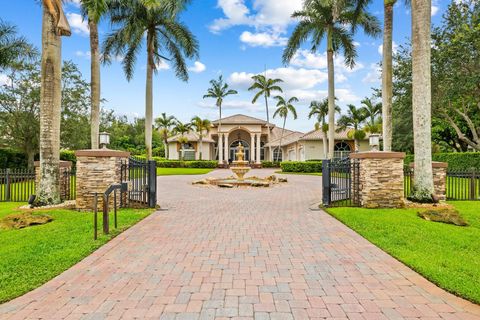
[211,114,267,125]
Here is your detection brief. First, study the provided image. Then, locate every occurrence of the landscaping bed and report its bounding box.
[326,201,480,304]
[0,202,153,303]
[156,167,213,176]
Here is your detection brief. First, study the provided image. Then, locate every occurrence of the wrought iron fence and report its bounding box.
[322,158,360,207]
[61,168,76,201]
[0,168,35,202]
[120,157,157,208]
[404,167,479,201]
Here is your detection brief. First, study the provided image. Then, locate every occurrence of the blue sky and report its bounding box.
[2,0,448,132]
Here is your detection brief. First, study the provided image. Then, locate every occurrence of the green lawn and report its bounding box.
[0,202,153,303]
[156,167,214,176]
[326,201,480,304]
[276,171,322,176]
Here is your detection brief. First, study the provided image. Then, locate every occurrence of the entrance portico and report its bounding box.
[216,128,263,164]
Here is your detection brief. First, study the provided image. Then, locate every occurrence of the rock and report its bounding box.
[218,183,234,188]
[417,208,468,226]
[266,175,277,182]
[192,180,208,185]
[278,178,288,183]
[251,182,270,187]
[1,212,53,230]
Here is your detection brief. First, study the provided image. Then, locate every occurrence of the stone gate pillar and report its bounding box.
[75,149,130,210]
[350,152,406,208]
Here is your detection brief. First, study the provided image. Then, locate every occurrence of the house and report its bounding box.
[166,114,370,163]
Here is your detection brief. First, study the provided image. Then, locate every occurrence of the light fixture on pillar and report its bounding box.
[369,133,380,152]
[99,132,110,149]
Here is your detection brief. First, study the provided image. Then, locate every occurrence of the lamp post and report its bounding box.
[99,132,110,149]
[369,133,380,152]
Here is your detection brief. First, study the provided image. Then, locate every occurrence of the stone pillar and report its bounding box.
[75,149,130,210]
[224,132,229,164]
[250,133,255,163]
[256,134,261,164]
[218,134,223,164]
[35,160,72,201]
[350,152,406,208]
[410,162,448,201]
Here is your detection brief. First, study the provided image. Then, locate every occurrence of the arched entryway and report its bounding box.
[229,140,250,162]
[334,141,351,159]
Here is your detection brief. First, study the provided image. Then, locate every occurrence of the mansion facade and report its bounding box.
[166,114,370,163]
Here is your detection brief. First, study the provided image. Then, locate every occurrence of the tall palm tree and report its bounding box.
[382,0,396,151]
[155,112,176,158]
[308,98,340,159]
[273,96,298,162]
[80,0,110,149]
[203,75,237,160]
[37,0,70,205]
[411,0,434,198]
[191,116,211,160]
[103,0,199,160]
[283,0,380,159]
[248,74,283,161]
[173,120,191,161]
[337,104,367,152]
[361,97,382,133]
[0,20,37,69]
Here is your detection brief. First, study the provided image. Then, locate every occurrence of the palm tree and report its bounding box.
[361,97,382,133]
[308,98,340,159]
[337,104,367,152]
[80,0,110,149]
[203,75,237,161]
[37,1,71,205]
[0,20,37,69]
[283,0,380,159]
[411,0,434,198]
[173,120,191,161]
[191,116,211,160]
[155,112,176,158]
[273,96,298,162]
[103,0,199,160]
[248,74,283,161]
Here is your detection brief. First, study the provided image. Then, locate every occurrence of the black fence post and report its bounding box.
[148,160,157,208]
[5,168,11,201]
[322,160,331,206]
[471,169,476,200]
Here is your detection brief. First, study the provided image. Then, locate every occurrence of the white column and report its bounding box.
[224,133,229,163]
[256,134,261,164]
[250,133,255,163]
[218,134,223,163]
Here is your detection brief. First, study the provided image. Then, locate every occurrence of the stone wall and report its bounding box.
[34,161,72,201]
[350,152,406,208]
[75,149,129,210]
[410,162,448,201]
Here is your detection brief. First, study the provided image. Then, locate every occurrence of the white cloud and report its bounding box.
[189,61,206,73]
[362,63,381,84]
[66,13,89,35]
[0,74,12,86]
[198,99,263,112]
[66,0,81,7]
[155,60,170,70]
[378,41,399,56]
[239,31,287,47]
[75,50,91,59]
[431,0,439,16]
[291,49,364,73]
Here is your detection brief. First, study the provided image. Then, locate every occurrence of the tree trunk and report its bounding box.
[322,119,328,159]
[27,149,35,170]
[164,136,169,159]
[354,138,359,152]
[265,94,272,161]
[37,6,62,204]
[412,0,434,195]
[145,41,154,160]
[89,19,101,149]
[199,135,203,160]
[277,117,286,162]
[327,40,336,160]
[382,2,394,151]
[217,103,222,161]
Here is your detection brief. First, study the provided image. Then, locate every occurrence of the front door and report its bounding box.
[229,140,250,162]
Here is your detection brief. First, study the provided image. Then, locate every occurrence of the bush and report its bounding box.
[60,150,76,167]
[261,161,281,168]
[405,153,480,170]
[156,160,218,168]
[0,149,27,168]
[280,161,323,173]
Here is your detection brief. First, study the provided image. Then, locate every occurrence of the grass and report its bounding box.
[326,201,480,304]
[0,202,154,303]
[276,171,322,176]
[156,167,213,176]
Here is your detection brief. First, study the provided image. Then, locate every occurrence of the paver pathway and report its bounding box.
[1,169,480,320]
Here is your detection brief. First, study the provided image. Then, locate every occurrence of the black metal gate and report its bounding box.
[121,157,157,208]
[322,158,360,207]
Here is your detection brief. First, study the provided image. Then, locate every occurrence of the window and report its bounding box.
[181,142,194,150]
[334,142,351,159]
[273,147,283,162]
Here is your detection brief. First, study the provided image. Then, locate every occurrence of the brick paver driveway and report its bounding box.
[1,169,479,320]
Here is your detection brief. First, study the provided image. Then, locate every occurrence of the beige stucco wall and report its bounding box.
[168,143,179,160]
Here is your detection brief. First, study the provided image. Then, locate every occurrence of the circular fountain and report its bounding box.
[192,142,288,188]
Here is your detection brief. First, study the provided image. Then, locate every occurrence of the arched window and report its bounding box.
[334,142,351,159]
[273,147,283,162]
[181,142,194,150]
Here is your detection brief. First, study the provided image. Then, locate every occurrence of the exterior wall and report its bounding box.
[351,152,406,208]
[168,143,179,160]
[358,140,370,152]
[75,149,129,210]
[304,140,326,160]
[196,143,212,160]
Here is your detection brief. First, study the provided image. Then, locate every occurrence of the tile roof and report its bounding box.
[265,131,305,147]
[211,114,268,125]
[299,127,369,141]
[167,132,215,143]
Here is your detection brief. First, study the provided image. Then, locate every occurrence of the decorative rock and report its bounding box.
[192,180,208,185]
[1,212,53,230]
[218,183,234,188]
[278,178,288,183]
[251,182,270,187]
[266,175,277,182]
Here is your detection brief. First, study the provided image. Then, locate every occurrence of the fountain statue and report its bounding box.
[230,142,250,180]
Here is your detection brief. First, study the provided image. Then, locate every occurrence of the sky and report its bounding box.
[2,0,449,133]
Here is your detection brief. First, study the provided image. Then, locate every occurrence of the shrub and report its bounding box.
[280,161,323,173]
[261,161,281,168]
[60,150,76,167]
[0,149,27,168]
[156,160,218,168]
[405,153,480,170]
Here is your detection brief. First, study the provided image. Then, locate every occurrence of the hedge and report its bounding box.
[156,160,218,168]
[280,161,323,173]
[0,149,27,168]
[404,153,480,170]
[261,161,281,168]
